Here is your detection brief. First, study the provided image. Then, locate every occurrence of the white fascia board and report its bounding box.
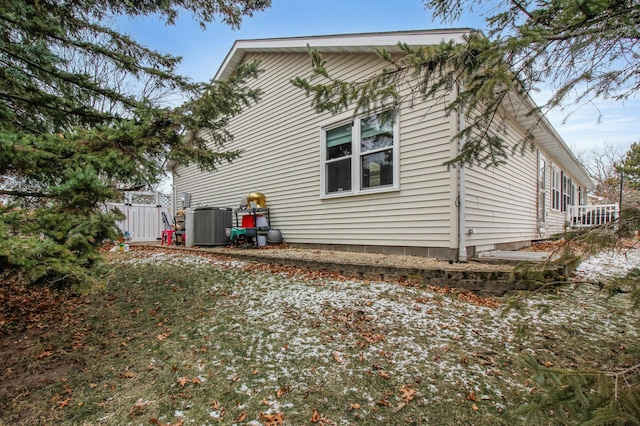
[214,29,473,81]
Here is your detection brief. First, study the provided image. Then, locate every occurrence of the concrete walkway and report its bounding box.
[475,250,555,263]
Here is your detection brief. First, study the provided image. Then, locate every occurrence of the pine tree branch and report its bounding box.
[607,363,640,401]
[0,44,141,114]
[509,0,532,19]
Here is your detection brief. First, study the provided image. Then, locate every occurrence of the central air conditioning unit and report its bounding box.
[192,207,232,246]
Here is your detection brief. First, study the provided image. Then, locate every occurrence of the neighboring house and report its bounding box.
[171,29,597,260]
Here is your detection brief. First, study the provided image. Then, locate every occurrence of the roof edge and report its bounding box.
[519,95,593,188]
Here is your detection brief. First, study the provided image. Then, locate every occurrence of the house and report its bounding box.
[171,29,598,260]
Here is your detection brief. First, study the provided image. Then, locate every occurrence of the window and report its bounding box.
[551,166,574,212]
[322,110,397,196]
[569,182,576,208]
[551,164,561,211]
[578,187,586,206]
[538,153,546,222]
[562,174,573,212]
[325,124,352,193]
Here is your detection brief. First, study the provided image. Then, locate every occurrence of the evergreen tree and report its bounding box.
[623,142,640,190]
[0,0,270,287]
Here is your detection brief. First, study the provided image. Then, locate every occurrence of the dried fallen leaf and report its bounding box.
[333,351,345,363]
[467,391,478,402]
[472,403,479,411]
[57,398,72,409]
[277,386,291,398]
[544,361,554,368]
[378,370,390,379]
[119,371,136,379]
[191,377,201,385]
[260,411,284,426]
[400,386,417,402]
[37,351,53,359]
[348,403,361,410]
[376,398,390,407]
[129,399,150,417]
[176,377,188,389]
[236,412,247,422]
[310,409,336,425]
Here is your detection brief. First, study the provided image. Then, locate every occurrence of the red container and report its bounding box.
[241,215,256,228]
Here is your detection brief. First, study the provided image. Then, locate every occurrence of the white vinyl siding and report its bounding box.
[173,51,455,249]
[464,115,539,248]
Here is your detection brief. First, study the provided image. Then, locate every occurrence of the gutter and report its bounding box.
[456,82,468,262]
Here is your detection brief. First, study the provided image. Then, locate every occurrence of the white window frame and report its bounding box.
[578,187,585,206]
[562,174,572,212]
[320,109,400,198]
[551,164,561,211]
[538,152,547,223]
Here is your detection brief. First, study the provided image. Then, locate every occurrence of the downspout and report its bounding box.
[456,82,468,262]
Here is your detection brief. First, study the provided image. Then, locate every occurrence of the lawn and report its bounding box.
[1,247,638,425]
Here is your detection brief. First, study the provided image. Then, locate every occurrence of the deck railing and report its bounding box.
[567,203,620,227]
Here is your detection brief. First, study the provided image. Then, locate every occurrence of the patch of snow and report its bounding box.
[572,249,640,283]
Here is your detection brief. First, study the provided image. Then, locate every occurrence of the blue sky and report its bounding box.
[119,0,638,156]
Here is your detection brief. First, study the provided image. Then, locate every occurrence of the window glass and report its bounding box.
[562,174,572,212]
[326,124,352,160]
[551,165,561,210]
[326,158,351,193]
[360,111,394,152]
[361,150,393,189]
[538,153,546,222]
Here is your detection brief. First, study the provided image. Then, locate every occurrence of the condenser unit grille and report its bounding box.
[192,207,232,246]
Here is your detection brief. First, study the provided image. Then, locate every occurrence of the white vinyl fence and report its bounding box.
[107,192,172,242]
